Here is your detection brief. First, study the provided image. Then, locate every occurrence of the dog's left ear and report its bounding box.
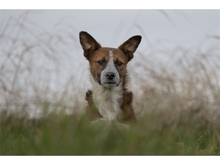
[118,35,142,61]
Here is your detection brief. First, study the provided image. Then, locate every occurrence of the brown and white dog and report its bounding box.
[79,31,141,123]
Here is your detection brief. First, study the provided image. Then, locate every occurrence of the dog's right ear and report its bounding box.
[79,31,101,60]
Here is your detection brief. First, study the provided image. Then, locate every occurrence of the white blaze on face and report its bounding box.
[100,50,120,88]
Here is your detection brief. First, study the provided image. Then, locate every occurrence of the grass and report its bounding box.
[1,11,220,155]
[1,110,219,155]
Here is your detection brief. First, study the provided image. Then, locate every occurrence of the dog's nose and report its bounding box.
[106,72,116,80]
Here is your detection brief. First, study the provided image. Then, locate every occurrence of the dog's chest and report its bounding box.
[92,84,123,120]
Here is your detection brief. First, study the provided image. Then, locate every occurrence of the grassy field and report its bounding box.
[1,110,219,155]
[1,11,220,155]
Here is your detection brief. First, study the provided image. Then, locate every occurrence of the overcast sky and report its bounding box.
[1,10,219,47]
[1,10,219,92]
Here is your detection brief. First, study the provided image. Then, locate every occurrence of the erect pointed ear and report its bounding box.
[118,35,142,61]
[79,31,101,60]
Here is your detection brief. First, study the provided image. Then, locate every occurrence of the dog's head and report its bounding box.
[79,31,141,88]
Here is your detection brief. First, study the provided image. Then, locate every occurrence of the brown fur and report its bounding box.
[85,90,102,120]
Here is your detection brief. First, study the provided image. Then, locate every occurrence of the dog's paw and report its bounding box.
[123,91,133,104]
[85,90,93,102]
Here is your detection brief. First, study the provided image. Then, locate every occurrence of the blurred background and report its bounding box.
[0,10,219,121]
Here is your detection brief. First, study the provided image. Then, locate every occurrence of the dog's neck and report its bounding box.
[90,75,124,120]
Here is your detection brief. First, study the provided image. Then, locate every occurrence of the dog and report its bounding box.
[79,31,142,123]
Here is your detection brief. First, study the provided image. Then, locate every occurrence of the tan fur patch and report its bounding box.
[89,48,128,83]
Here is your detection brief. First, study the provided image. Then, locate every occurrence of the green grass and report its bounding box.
[1,111,219,155]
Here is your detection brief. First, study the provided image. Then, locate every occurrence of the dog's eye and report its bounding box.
[115,61,123,66]
[97,60,105,65]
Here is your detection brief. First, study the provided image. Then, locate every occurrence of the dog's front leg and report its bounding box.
[85,90,102,120]
[121,91,136,123]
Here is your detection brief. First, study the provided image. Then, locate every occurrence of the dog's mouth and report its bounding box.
[103,82,118,88]
[104,82,117,84]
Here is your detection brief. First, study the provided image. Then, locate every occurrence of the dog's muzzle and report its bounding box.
[99,71,120,88]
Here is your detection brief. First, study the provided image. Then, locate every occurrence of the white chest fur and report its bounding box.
[91,78,123,120]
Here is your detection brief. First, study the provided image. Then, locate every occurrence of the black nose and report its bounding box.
[106,72,115,80]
